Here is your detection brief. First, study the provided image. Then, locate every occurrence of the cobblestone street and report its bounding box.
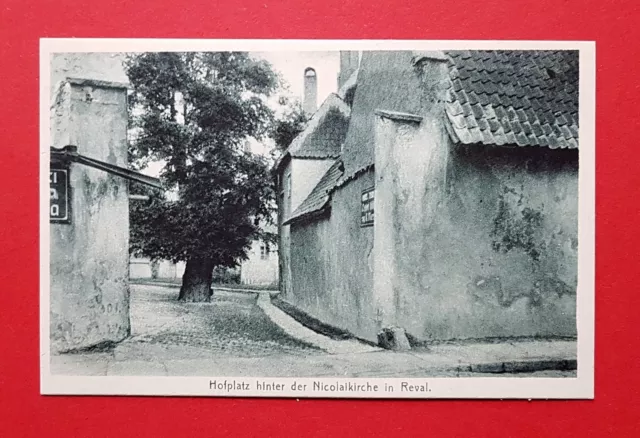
[50,284,577,378]
[122,285,321,358]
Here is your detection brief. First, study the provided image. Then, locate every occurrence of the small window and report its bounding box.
[361,187,375,226]
[286,173,291,199]
[260,244,270,260]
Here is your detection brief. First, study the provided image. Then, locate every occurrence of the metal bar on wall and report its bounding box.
[50,145,162,190]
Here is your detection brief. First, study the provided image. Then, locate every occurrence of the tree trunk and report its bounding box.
[178,258,214,302]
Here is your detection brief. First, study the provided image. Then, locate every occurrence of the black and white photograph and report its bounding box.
[40,39,595,399]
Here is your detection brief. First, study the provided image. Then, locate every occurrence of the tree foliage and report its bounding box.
[126,52,280,272]
[271,97,309,152]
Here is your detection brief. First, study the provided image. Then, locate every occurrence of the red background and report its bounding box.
[0,0,638,436]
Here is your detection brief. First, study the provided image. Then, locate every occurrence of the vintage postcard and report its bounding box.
[40,38,595,399]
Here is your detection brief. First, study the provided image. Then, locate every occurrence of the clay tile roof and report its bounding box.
[445,50,579,150]
[284,160,344,225]
[287,93,350,159]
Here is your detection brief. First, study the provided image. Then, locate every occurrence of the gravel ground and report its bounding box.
[51,285,576,379]
[125,284,322,358]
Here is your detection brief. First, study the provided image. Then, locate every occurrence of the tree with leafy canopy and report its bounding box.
[271,96,309,153]
[126,52,282,302]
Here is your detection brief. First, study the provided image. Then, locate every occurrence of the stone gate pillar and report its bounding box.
[49,54,131,353]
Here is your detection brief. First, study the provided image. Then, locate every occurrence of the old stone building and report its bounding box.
[277,50,579,344]
[239,221,279,287]
[49,54,133,353]
[49,53,162,353]
[274,52,360,297]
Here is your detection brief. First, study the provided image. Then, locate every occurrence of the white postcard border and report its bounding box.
[40,38,595,399]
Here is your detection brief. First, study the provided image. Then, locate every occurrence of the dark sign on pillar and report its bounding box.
[50,167,70,223]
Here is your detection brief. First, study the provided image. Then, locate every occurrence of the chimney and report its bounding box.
[338,51,359,90]
[303,67,317,116]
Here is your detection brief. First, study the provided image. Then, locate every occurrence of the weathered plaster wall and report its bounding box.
[375,113,578,341]
[156,260,186,279]
[129,257,186,279]
[289,170,377,341]
[129,257,153,278]
[280,157,332,297]
[278,162,293,296]
[284,54,578,343]
[50,53,128,98]
[290,158,334,212]
[240,240,279,286]
[50,54,131,353]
